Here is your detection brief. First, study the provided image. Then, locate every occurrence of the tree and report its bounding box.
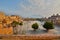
[11,21,23,34]
[19,22,23,26]
[32,23,39,31]
[11,21,19,27]
[43,21,54,31]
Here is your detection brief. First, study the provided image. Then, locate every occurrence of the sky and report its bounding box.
[0,0,60,18]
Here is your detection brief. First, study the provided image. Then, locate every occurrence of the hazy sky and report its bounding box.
[0,0,60,18]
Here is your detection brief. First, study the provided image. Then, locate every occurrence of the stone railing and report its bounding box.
[0,34,60,40]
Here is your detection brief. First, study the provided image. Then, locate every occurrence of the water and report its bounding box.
[20,21,60,35]
[54,25,60,34]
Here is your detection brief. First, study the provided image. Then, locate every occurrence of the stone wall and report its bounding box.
[0,34,60,40]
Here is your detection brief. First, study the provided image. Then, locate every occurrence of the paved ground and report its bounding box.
[0,34,60,40]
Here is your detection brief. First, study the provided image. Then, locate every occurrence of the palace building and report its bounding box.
[48,14,60,25]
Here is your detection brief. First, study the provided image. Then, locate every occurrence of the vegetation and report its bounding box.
[11,21,19,27]
[32,23,39,31]
[43,21,54,31]
[11,21,23,34]
[11,21,23,27]
[19,22,23,26]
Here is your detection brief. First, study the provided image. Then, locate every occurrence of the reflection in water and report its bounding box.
[20,21,60,34]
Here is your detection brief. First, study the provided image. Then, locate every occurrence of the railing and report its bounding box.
[0,34,60,40]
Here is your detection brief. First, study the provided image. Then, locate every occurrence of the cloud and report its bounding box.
[15,0,60,18]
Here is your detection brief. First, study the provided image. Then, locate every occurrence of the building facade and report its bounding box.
[48,14,60,25]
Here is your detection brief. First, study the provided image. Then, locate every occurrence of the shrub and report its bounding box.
[11,21,23,27]
[32,23,39,31]
[19,22,23,26]
[43,21,54,31]
[11,21,19,27]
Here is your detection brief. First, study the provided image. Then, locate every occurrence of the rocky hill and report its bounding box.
[0,12,23,35]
